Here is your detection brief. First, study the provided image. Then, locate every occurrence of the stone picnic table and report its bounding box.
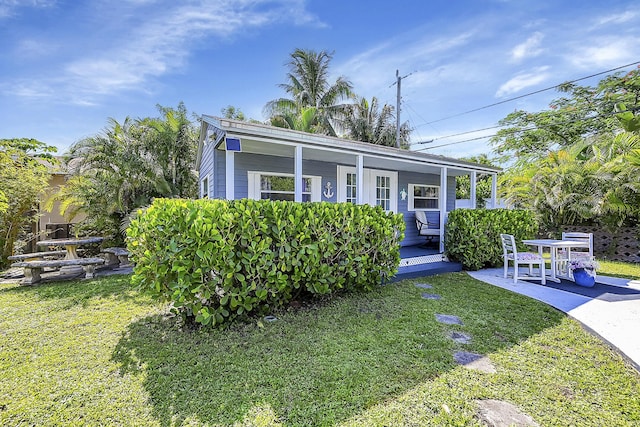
[36,237,104,275]
[37,237,104,260]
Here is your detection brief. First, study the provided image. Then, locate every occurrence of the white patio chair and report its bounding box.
[415,211,439,247]
[559,232,594,277]
[500,234,546,285]
[560,232,593,260]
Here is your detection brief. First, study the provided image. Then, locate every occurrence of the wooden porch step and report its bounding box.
[390,261,462,282]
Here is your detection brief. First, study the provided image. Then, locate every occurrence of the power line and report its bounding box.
[414,60,640,126]
[410,124,504,145]
[414,108,632,151]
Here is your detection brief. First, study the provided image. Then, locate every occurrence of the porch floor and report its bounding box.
[399,245,440,258]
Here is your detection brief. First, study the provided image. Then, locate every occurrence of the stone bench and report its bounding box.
[8,250,67,261]
[10,258,106,285]
[101,247,130,267]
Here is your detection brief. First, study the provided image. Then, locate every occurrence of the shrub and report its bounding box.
[127,198,405,327]
[445,209,538,270]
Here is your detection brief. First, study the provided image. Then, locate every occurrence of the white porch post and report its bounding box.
[470,171,477,209]
[225,150,234,200]
[355,154,364,205]
[440,166,448,253]
[491,173,498,208]
[294,145,303,202]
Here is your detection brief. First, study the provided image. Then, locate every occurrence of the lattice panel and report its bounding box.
[399,254,446,267]
[562,226,640,263]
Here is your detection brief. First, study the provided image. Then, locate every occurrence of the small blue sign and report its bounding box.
[225,137,241,152]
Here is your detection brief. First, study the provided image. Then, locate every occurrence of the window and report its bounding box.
[260,175,312,201]
[409,184,439,210]
[201,175,209,199]
[375,175,391,210]
[248,172,321,202]
[345,172,357,203]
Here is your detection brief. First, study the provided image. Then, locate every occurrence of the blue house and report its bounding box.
[196,116,501,276]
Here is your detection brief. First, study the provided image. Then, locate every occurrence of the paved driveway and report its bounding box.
[468,268,640,371]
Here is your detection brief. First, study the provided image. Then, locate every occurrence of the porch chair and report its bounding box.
[500,234,546,285]
[415,211,439,247]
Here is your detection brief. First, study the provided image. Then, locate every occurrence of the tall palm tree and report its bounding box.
[339,96,411,147]
[264,48,354,136]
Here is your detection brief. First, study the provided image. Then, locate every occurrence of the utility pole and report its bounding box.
[392,70,412,148]
[395,70,401,148]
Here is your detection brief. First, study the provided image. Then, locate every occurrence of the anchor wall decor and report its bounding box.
[323,181,334,199]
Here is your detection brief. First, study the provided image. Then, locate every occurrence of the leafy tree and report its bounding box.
[57,103,198,244]
[0,138,57,266]
[499,133,640,234]
[491,69,640,166]
[140,103,198,199]
[455,154,498,208]
[264,48,354,136]
[492,69,640,233]
[339,96,411,147]
[221,105,246,121]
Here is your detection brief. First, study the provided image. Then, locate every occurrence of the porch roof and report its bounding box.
[196,115,501,176]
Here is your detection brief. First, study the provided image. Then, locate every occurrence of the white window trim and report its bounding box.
[408,183,440,211]
[201,175,210,199]
[247,171,321,202]
[337,166,398,212]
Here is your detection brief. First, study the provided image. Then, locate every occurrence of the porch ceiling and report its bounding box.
[224,137,476,176]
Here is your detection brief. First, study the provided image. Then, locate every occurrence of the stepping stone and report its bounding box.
[454,351,496,373]
[435,314,463,325]
[475,399,539,426]
[415,283,433,289]
[448,331,472,344]
[421,293,441,300]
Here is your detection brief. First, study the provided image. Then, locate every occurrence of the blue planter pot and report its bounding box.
[573,268,596,287]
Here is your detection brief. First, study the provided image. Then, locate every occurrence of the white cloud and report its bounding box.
[568,37,640,69]
[0,0,55,19]
[14,38,59,59]
[495,66,550,98]
[595,10,637,27]
[7,0,324,105]
[337,30,477,97]
[510,32,544,62]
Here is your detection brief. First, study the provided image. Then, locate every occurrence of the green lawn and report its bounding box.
[1,272,639,426]
[598,259,640,279]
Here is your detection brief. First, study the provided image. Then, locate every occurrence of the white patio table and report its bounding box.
[522,239,590,282]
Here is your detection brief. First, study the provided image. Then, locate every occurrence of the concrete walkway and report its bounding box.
[469,268,640,371]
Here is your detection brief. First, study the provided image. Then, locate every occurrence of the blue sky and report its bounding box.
[1,0,639,159]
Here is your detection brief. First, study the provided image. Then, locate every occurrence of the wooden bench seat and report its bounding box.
[11,257,105,285]
[101,247,130,267]
[8,250,67,261]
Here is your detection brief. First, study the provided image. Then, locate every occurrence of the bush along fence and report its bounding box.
[444,209,538,270]
[127,198,405,327]
[561,225,640,263]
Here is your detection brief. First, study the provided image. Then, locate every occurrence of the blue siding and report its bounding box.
[202,151,460,247]
[213,149,226,199]
[233,153,338,202]
[199,141,215,198]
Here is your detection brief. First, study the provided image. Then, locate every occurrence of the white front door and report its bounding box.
[337,166,398,212]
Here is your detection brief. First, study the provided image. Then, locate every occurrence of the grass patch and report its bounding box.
[598,260,640,279]
[1,272,638,426]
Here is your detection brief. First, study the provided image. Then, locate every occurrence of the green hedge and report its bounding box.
[444,209,538,270]
[127,198,405,326]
